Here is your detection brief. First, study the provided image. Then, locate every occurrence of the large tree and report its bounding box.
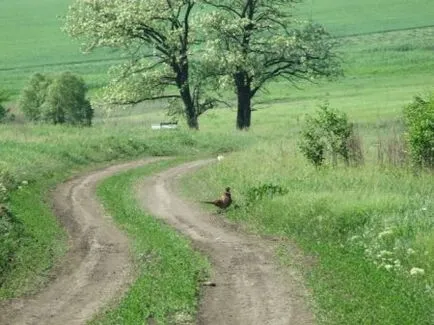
[201,0,341,129]
[65,0,212,129]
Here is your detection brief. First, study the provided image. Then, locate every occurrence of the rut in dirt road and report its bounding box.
[139,159,315,325]
[0,158,162,325]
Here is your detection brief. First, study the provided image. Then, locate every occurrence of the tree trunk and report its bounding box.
[180,86,198,129]
[235,72,251,130]
[175,61,198,130]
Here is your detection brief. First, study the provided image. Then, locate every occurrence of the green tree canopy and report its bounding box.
[19,72,93,126]
[201,0,342,129]
[64,0,217,129]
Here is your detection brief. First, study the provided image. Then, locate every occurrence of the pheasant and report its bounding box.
[202,187,232,209]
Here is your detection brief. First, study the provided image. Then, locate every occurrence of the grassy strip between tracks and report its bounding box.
[91,158,209,325]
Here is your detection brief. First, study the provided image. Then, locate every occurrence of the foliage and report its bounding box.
[64,0,217,129]
[246,183,288,205]
[299,103,355,166]
[200,0,341,129]
[44,72,93,126]
[19,72,93,126]
[0,90,11,123]
[403,94,434,169]
[19,73,52,121]
[0,204,26,288]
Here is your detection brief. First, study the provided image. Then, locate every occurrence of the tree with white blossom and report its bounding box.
[200,0,341,129]
[64,0,215,129]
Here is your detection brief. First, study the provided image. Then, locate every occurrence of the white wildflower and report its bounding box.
[217,155,224,161]
[384,264,393,271]
[21,180,28,185]
[421,207,427,211]
[410,267,425,276]
[407,248,416,255]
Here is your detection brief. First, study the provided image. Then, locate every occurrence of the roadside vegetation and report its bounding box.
[0,0,433,324]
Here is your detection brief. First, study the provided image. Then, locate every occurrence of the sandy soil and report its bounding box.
[0,158,160,325]
[138,159,314,325]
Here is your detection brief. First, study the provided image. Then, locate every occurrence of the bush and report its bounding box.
[19,72,93,126]
[403,94,434,169]
[299,103,358,166]
[19,73,51,121]
[44,72,93,126]
[0,89,11,123]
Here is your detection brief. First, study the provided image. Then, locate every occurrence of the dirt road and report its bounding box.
[0,158,161,325]
[1,158,314,325]
[139,159,314,325]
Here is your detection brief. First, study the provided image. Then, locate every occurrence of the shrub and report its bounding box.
[246,183,288,204]
[19,73,52,121]
[0,89,11,123]
[299,103,358,166]
[44,72,93,126]
[0,204,25,287]
[19,72,93,126]
[403,94,434,169]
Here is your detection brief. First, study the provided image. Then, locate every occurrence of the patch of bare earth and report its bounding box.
[0,158,161,325]
[138,159,315,325]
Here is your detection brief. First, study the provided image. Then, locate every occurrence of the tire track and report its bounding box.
[0,158,162,325]
[138,159,314,325]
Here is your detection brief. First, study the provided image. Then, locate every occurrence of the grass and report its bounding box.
[0,0,433,323]
[1,0,434,96]
[0,122,252,299]
[91,158,209,325]
[181,140,434,324]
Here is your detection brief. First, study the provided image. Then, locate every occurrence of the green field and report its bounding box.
[1,0,434,324]
[1,0,434,95]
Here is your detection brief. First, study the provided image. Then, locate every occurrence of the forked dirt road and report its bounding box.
[0,158,314,325]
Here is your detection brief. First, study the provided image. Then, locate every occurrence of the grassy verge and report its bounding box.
[0,124,251,299]
[91,158,209,325]
[181,144,434,324]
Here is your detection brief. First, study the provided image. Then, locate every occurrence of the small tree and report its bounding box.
[299,103,355,167]
[201,0,341,129]
[19,73,52,121]
[0,90,11,123]
[44,72,93,126]
[403,94,434,169]
[19,72,93,126]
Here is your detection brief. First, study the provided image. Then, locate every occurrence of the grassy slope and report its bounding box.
[91,158,209,325]
[1,0,434,95]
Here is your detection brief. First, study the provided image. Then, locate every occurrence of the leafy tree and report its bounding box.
[403,94,434,169]
[44,72,93,126]
[201,0,341,129]
[0,90,11,123]
[19,72,93,126]
[19,73,52,121]
[64,0,217,129]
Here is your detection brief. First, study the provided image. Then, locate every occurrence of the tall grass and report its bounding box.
[181,141,434,324]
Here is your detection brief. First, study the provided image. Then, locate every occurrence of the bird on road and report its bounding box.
[202,187,232,209]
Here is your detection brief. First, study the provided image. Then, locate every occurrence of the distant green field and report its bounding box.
[1,0,434,95]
